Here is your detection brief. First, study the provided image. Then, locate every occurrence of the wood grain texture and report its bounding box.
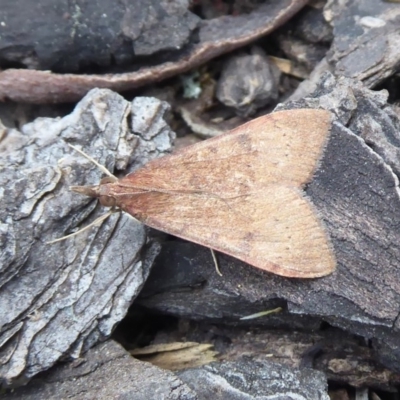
[75,109,335,278]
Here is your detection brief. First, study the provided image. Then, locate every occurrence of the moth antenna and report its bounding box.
[210,248,223,277]
[47,210,116,244]
[239,307,283,320]
[68,144,118,182]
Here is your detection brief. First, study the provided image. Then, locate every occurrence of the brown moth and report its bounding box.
[71,109,335,278]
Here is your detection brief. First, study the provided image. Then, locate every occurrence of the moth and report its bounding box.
[70,109,336,278]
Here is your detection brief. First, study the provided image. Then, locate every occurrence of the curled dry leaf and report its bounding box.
[0,0,308,103]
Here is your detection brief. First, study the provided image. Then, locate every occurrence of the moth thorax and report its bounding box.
[99,195,116,208]
[98,179,117,208]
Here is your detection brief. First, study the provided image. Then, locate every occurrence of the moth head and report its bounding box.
[70,176,117,208]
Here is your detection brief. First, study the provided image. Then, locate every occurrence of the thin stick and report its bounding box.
[47,210,116,244]
[239,307,282,320]
[68,144,117,181]
[210,248,223,276]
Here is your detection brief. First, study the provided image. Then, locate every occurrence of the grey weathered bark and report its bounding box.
[0,89,175,386]
[1,339,330,400]
[325,0,400,87]
[137,73,400,373]
[178,360,329,400]
[1,341,198,400]
[286,0,400,100]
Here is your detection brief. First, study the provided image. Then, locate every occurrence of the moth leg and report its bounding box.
[47,209,117,244]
